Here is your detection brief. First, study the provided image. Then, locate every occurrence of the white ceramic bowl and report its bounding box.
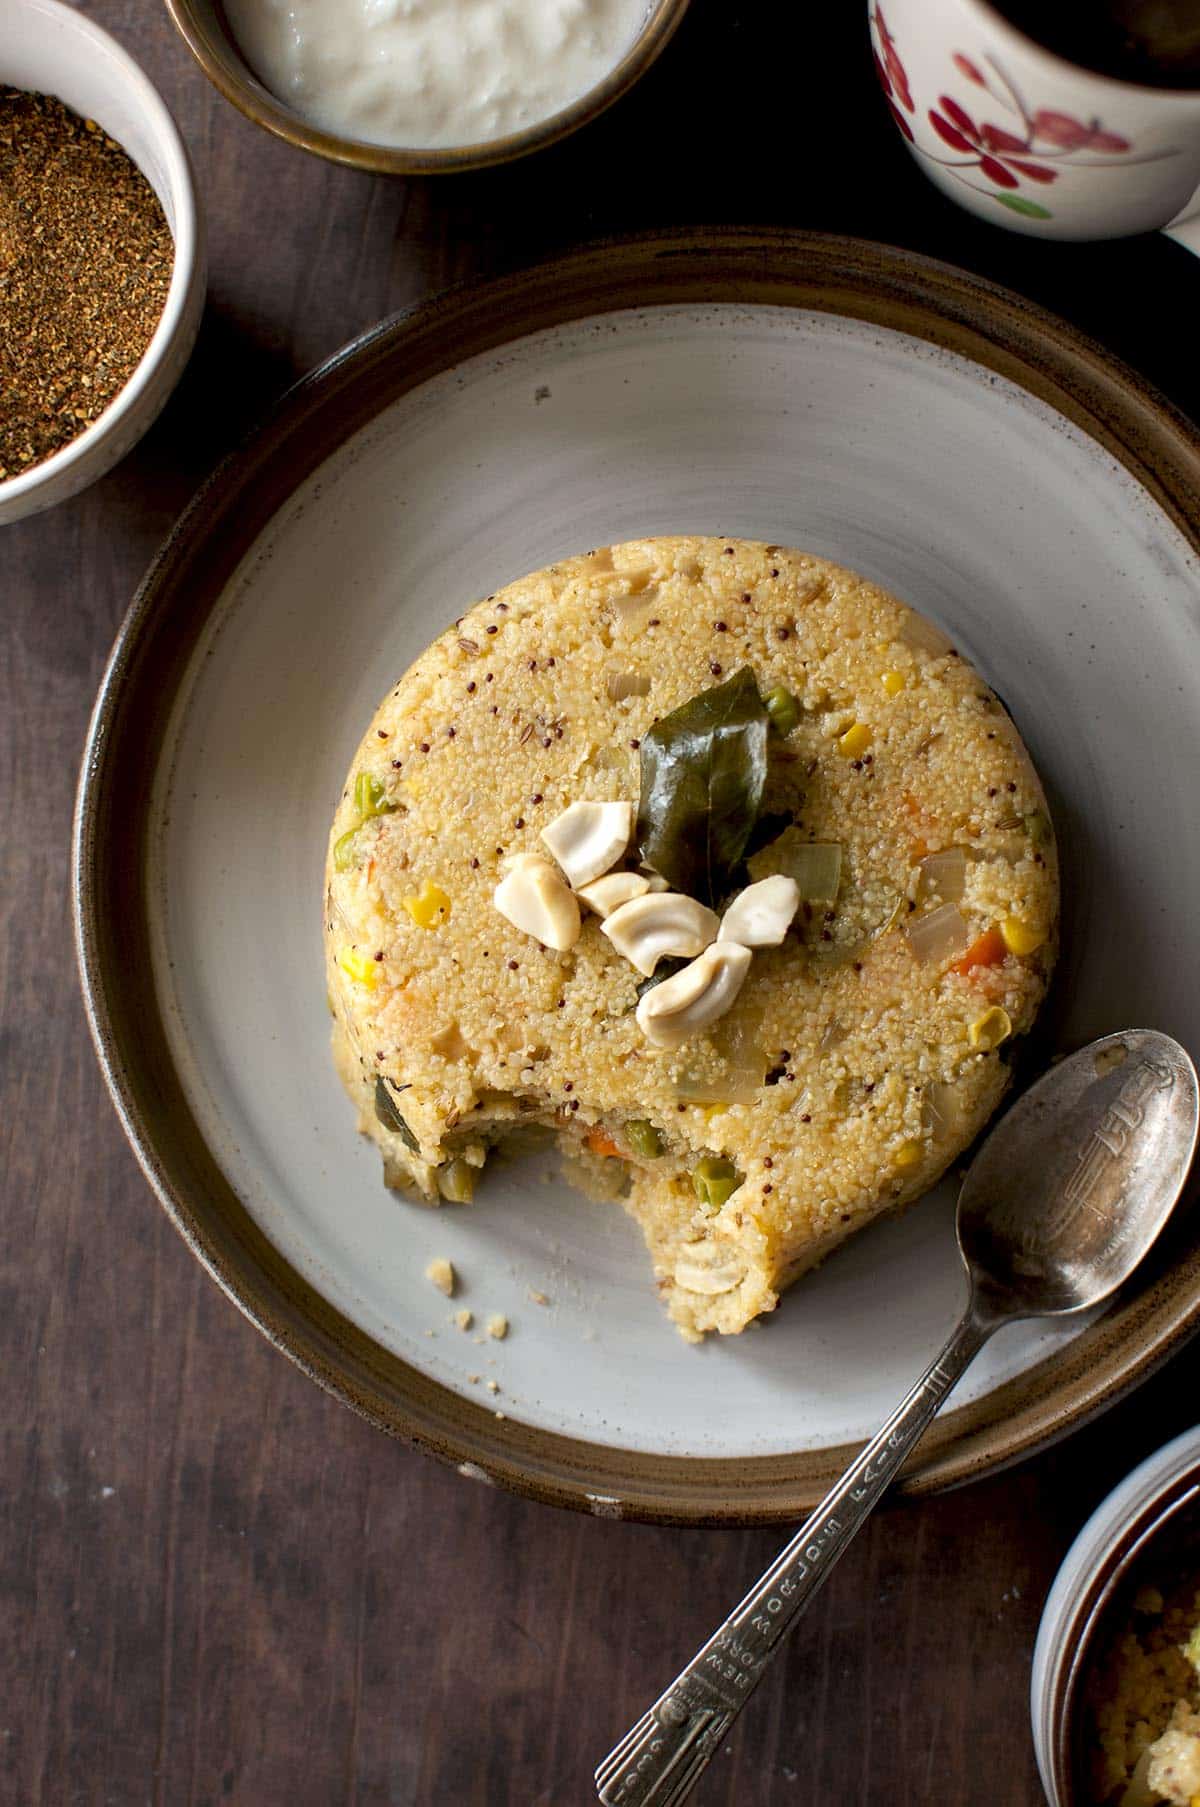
[1032,1424,1200,1805]
[0,0,206,526]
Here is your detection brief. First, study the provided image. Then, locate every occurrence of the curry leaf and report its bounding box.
[374,1076,419,1151]
[636,667,770,908]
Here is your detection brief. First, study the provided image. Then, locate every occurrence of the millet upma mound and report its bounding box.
[325,537,1058,1339]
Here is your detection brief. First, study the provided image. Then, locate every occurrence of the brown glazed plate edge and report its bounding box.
[73,229,1200,1525]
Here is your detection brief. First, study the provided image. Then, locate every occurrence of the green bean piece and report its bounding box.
[764,686,801,737]
[334,825,363,871]
[626,1119,664,1159]
[354,770,392,819]
[691,1154,742,1210]
[438,1158,476,1203]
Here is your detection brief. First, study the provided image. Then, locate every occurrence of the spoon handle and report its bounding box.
[595,1301,996,1807]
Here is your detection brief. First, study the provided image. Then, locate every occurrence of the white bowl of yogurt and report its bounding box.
[165,0,689,172]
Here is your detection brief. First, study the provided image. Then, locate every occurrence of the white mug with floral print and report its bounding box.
[871,0,1200,253]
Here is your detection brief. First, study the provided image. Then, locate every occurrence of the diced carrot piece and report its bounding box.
[585,1126,623,1160]
[951,925,1007,976]
[901,791,935,830]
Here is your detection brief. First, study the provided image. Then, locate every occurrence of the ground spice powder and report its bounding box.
[0,89,174,481]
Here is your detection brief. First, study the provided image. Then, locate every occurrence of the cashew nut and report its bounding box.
[718,875,800,948]
[602,892,720,977]
[493,856,581,951]
[540,800,633,889]
[576,871,652,918]
[635,942,752,1047]
[674,1248,747,1295]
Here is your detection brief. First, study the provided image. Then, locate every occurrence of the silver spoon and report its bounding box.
[596,1029,1198,1807]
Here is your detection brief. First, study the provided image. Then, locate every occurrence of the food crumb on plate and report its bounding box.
[425,1256,455,1296]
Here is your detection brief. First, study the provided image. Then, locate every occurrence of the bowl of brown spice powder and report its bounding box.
[0,0,205,524]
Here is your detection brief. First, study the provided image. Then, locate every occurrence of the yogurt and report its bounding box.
[224,0,653,150]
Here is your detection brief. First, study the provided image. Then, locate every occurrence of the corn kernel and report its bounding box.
[337,947,378,989]
[881,670,906,696]
[838,723,872,758]
[1000,915,1044,957]
[969,1006,1013,1051]
[894,1138,923,1169]
[402,879,451,929]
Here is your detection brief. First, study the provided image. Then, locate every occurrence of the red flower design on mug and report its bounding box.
[928,95,1057,189]
[1030,110,1130,152]
[871,5,915,141]
[870,10,1168,224]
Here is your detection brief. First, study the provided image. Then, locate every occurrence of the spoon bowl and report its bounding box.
[959,1030,1198,1321]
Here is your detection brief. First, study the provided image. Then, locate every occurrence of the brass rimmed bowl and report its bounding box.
[162,0,691,175]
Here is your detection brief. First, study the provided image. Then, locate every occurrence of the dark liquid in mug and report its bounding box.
[989,0,1200,88]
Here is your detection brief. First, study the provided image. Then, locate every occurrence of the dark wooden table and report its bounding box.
[7,4,1200,1802]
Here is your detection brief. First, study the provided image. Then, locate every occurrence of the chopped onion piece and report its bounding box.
[672,1068,762,1107]
[773,840,842,903]
[922,1080,969,1141]
[672,1003,769,1103]
[917,846,966,904]
[610,587,656,623]
[896,610,954,658]
[819,1018,846,1052]
[606,670,652,702]
[905,901,969,965]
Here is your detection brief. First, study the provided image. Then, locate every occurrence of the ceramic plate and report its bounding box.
[75,232,1200,1523]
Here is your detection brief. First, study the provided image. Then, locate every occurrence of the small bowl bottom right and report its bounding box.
[1033,1425,1200,1807]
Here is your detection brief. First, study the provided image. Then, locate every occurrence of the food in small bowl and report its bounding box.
[166,0,690,174]
[325,536,1059,1338]
[1087,1568,1200,1804]
[0,0,204,525]
[1033,1426,1200,1807]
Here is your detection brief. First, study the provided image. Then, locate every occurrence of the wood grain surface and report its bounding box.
[5,4,1200,1803]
